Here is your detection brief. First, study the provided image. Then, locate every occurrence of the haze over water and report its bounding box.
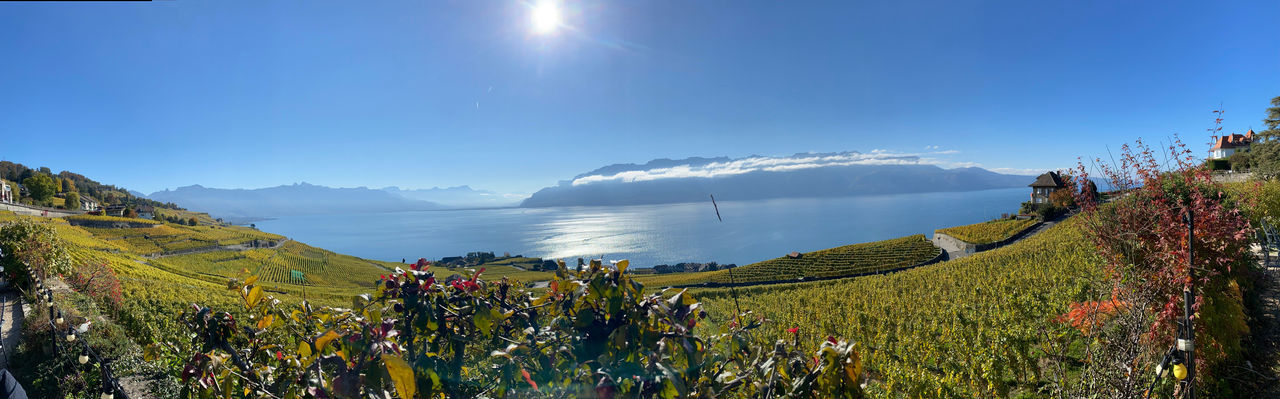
[255,188,1028,267]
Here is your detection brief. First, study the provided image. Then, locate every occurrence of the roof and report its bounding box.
[1029,171,1067,188]
[1211,131,1254,150]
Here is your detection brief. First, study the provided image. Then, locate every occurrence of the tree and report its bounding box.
[61,178,75,193]
[1264,96,1280,134]
[187,217,198,226]
[1242,96,1280,178]
[123,207,138,218]
[22,174,56,202]
[53,177,63,193]
[64,192,81,210]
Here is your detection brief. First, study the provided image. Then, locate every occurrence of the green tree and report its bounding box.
[1265,96,1280,134]
[123,207,138,218]
[61,178,75,193]
[22,174,56,202]
[1228,150,1253,171]
[1247,96,1280,178]
[187,217,198,226]
[64,192,81,210]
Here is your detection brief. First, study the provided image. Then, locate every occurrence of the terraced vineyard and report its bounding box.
[636,234,942,287]
[78,221,283,255]
[64,214,164,226]
[697,219,1105,396]
[935,218,1037,244]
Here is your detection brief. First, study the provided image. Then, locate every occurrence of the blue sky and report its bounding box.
[1,0,1277,196]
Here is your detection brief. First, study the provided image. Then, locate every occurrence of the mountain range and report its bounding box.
[142,152,1044,219]
[380,186,522,208]
[147,183,442,220]
[520,152,1036,207]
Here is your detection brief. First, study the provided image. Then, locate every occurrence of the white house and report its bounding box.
[0,180,11,204]
[1209,130,1255,159]
[80,195,100,211]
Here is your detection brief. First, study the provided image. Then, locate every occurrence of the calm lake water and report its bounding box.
[254,188,1029,268]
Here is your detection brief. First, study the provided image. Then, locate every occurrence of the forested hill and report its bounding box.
[0,160,181,210]
[147,183,443,219]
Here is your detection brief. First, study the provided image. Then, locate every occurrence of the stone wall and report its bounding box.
[933,221,1042,255]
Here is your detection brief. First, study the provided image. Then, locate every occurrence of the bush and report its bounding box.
[1206,158,1230,171]
[165,262,868,398]
[64,192,80,210]
[1049,188,1076,208]
[1228,151,1253,171]
[1072,136,1255,392]
[1020,201,1065,221]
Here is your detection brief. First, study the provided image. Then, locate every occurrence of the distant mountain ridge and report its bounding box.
[381,185,521,208]
[147,183,442,219]
[521,152,1037,207]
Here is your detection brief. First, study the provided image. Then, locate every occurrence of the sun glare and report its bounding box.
[531,1,561,35]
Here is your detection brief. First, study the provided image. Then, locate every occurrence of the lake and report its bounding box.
[254,188,1030,268]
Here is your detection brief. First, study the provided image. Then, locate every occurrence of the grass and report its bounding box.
[635,234,942,287]
[935,218,1037,245]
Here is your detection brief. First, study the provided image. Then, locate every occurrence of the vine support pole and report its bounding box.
[1182,209,1196,399]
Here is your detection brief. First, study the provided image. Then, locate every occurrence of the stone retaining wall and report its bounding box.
[0,202,80,218]
[933,221,1042,255]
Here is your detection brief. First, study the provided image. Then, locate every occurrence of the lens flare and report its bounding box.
[531,1,561,35]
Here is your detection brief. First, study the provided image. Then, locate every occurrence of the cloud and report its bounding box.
[572,151,970,186]
[990,167,1057,176]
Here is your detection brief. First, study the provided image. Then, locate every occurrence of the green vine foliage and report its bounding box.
[0,219,72,289]
[162,259,866,398]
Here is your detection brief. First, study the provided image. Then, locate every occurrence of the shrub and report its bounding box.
[1072,135,1255,392]
[65,261,124,311]
[64,192,81,210]
[0,219,71,290]
[1228,151,1253,171]
[163,261,868,398]
[1206,158,1230,171]
[1049,188,1075,208]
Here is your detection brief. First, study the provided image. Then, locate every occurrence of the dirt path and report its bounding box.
[0,287,23,370]
[1250,243,1280,395]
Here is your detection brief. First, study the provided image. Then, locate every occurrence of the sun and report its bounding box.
[531,1,562,35]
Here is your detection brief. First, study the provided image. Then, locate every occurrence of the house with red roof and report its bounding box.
[1209,129,1254,159]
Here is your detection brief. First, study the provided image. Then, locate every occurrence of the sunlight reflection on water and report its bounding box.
[255,188,1028,268]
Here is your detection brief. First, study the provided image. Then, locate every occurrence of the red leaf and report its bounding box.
[522,368,538,390]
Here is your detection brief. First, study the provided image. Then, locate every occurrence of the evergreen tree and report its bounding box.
[1248,96,1280,178]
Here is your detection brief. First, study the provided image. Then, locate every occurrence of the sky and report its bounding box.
[1,0,1277,196]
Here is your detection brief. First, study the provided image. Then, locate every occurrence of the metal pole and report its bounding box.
[1183,210,1196,399]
